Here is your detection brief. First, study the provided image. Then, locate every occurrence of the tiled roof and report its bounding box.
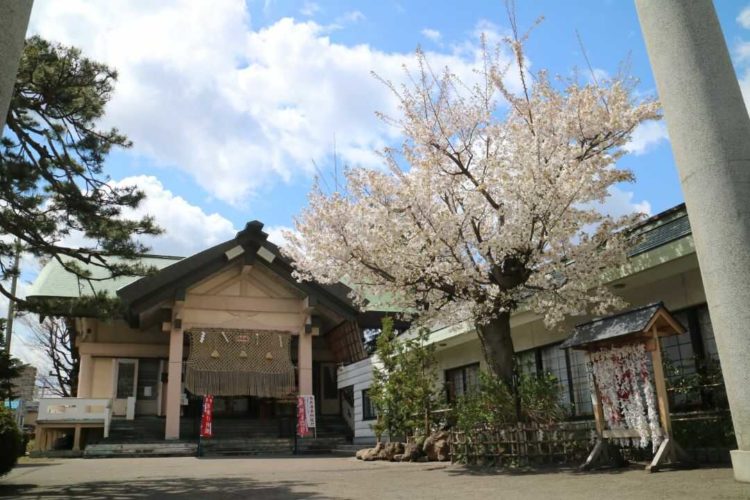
[560,302,664,349]
[26,254,182,299]
[628,203,691,256]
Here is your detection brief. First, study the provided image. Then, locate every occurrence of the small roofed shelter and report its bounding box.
[561,302,693,472]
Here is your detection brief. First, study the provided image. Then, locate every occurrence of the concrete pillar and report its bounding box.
[164,326,184,440]
[635,0,750,482]
[0,0,33,133]
[298,330,313,395]
[77,354,93,398]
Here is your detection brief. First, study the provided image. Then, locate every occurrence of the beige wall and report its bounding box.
[436,254,707,358]
[90,357,114,399]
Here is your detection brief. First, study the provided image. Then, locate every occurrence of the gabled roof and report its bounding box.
[561,302,685,350]
[27,254,182,300]
[117,221,359,323]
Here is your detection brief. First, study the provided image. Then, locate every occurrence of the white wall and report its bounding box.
[337,357,377,444]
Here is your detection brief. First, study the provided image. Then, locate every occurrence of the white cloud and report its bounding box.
[421,28,442,42]
[29,2,515,206]
[624,121,669,156]
[265,225,297,250]
[602,186,651,217]
[300,1,320,17]
[738,6,750,29]
[111,176,237,256]
[336,10,365,24]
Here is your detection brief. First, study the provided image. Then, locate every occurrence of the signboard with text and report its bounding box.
[200,395,214,438]
[296,395,316,437]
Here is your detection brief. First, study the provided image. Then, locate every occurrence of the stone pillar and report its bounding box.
[298,329,313,395]
[164,326,184,440]
[77,354,93,398]
[0,0,33,133]
[635,0,750,482]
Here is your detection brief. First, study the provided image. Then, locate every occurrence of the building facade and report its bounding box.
[338,203,726,444]
[28,221,375,452]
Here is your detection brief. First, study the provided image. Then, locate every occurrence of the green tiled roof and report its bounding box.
[628,204,690,256]
[27,254,182,299]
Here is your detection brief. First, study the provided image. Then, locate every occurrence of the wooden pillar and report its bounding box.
[298,328,313,395]
[77,354,93,398]
[164,316,184,440]
[650,327,672,436]
[72,425,82,452]
[587,351,606,437]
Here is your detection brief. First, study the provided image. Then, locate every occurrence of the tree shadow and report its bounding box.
[0,477,334,499]
[444,463,639,477]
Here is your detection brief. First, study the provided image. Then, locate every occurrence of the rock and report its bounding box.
[357,442,382,461]
[401,441,422,462]
[435,437,450,462]
[423,431,451,462]
[376,442,404,461]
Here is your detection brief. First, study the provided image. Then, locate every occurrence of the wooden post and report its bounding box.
[165,304,184,440]
[649,326,672,436]
[588,352,606,437]
[72,425,82,452]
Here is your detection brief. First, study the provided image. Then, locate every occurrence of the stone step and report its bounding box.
[84,442,197,458]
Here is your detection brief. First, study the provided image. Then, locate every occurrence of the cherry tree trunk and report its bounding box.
[474,311,515,388]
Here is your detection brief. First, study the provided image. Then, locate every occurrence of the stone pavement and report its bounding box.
[1,456,749,499]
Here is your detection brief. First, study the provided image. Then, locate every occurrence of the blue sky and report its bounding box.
[9,0,750,365]
[23,0,750,261]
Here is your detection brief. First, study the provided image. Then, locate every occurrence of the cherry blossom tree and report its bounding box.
[284,27,660,387]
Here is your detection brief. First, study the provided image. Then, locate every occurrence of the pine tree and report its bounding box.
[0,36,161,315]
[0,320,23,401]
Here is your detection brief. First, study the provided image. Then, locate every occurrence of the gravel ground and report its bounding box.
[1,456,749,499]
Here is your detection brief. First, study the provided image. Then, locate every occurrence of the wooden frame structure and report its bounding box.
[561,302,694,472]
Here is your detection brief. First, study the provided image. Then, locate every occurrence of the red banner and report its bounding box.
[296,396,309,437]
[200,395,214,438]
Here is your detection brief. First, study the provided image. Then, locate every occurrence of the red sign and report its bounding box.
[297,396,313,437]
[200,395,214,438]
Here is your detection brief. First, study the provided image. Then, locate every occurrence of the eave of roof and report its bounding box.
[117,220,360,323]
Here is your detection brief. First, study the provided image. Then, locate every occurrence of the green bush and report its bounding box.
[453,371,565,432]
[0,406,23,476]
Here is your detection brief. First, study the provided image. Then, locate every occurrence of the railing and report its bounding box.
[37,398,113,438]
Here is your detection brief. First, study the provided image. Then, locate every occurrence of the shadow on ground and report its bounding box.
[444,463,640,477]
[0,477,332,499]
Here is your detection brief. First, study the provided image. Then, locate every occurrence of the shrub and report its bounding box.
[0,406,23,476]
[453,371,565,432]
[370,319,439,441]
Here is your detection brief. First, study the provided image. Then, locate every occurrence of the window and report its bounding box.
[137,359,160,401]
[362,389,376,421]
[697,305,719,361]
[568,349,593,416]
[116,361,136,399]
[540,344,572,407]
[445,363,480,403]
[515,349,538,376]
[663,310,701,408]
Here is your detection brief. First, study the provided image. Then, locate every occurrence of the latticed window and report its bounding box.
[445,363,480,403]
[362,389,377,421]
[540,344,572,407]
[515,349,538,376]
[568,348,593,416]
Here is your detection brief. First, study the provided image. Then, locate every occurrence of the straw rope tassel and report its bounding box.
[184,328,296,397]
